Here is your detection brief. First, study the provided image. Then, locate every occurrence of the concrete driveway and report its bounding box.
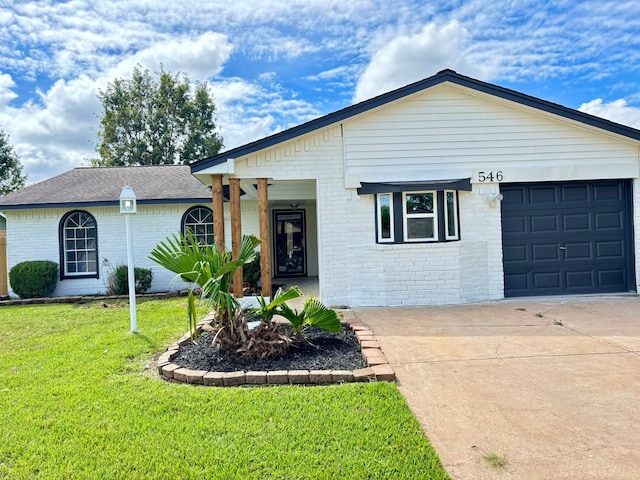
[353,295,640,480]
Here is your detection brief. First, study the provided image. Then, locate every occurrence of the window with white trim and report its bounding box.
[403,191,437,241]
[59,210,98,278]
[444,190,459,240]
[374,190,460,243]
[181,206,214,246]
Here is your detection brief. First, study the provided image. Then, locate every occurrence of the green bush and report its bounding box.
[243,252,261,292]
[107,265,153,295]
[9,260,59,298]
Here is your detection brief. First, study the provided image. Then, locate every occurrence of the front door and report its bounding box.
[273,210,306,277]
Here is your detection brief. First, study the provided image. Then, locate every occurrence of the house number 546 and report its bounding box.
[477,171,503,182]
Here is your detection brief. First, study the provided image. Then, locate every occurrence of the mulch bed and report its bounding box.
[172,325,367,373]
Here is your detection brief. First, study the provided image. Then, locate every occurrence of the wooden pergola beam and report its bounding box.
[229,177,243,298]
[257,178,272,297]
[211,174,225,252]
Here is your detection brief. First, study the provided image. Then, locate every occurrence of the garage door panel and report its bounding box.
[562,185,589,202]
[503,245,528,262]
[563,214,590,231]
[530,186,557,203]
[532,244,561,261]
[598,269,626,288]
[595,212,622,229]
[530,215,558,233]
[564,242,592,260]
[502,216,526,234]
[596,241,623,258]
[594,183,623,200]
[533,272,561,289]
[565,271,594,289]
[501,180,634,297]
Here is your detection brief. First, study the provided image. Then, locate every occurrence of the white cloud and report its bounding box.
[112,32,233,82]
[0,32,235,184]
[0,72,18,107]
[353,21,492,102]
[579,98,640,129]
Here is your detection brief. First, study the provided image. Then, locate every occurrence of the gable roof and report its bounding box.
[0,165,212,211]
[191,69,640,173]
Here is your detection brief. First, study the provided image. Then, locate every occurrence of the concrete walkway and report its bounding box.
[354,295,640,480]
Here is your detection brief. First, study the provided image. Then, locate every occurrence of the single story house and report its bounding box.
[0,165,246,297]
[189,69,640,307]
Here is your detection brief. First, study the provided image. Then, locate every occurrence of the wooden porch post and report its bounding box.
[211,174,225,252]
[257,178,272,297]
[229,177,243,298]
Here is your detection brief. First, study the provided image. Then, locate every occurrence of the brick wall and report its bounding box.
[233,125,506,307]
[4,202,251,298]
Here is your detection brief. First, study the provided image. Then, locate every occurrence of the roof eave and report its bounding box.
[0,197,213,211]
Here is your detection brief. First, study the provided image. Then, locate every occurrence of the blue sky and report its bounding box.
[1,0,640,183]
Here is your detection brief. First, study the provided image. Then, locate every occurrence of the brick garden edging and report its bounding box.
[0,290,188,307]
[158,309,396,386]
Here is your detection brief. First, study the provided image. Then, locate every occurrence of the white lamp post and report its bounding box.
[119,184,137,334]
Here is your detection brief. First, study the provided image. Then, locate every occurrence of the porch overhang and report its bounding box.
[191,159,235,184]
[356,178,472,195]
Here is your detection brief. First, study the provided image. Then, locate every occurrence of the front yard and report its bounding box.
[0,298,449,479]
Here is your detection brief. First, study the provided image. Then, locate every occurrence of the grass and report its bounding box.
[0,298,450,479]
[483,452,508,469]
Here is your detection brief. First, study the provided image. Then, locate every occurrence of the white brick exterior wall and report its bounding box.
[229,126,508,307]
[4,202,256,298]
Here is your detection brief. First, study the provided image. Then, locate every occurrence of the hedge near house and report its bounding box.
[106,265,153,295]
[9,261,58,298]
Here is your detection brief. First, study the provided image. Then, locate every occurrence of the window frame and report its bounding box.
[444,190,459,241]
[374,190,460,244]
[376,193,395,243]
[402,191,437,242]
[59,210,99,280]
[181,205,215,247]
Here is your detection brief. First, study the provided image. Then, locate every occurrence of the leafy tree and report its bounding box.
[0,128,26,195]
[93,65,223,166]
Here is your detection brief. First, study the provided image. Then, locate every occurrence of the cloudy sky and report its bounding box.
[1,0,640,184]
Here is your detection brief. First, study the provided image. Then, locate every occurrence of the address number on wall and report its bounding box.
[477,171,503,182]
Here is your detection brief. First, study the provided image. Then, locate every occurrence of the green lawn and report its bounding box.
[0,299,450,479]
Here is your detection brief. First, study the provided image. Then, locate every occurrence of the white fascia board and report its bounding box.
[193,158,235,175]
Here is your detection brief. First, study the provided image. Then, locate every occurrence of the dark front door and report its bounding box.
[501,180,635,297]
[273,210,306,277]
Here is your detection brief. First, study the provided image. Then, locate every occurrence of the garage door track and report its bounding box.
[354,295,640,479]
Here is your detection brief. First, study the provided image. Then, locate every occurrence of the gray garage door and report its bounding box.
[501,180,635,297]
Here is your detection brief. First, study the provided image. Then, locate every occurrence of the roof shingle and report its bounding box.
[0,165,212,210]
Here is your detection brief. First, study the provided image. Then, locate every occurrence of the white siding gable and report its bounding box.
[343,83,639,187]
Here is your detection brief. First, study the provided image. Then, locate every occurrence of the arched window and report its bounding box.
[181,206,214,246]
[59,210,98,279]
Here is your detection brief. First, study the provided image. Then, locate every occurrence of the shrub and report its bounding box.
[243,252,261,292]
[107,265,153,295]
[9,260,58,298]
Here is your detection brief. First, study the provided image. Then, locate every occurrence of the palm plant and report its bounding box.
[149,231,261,344]
[277,295,342,337]
[250,286,303,323]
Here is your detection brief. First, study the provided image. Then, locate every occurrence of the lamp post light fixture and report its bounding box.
[119,184,137,333]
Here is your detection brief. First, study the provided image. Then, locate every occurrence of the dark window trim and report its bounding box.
[181,205,215,246]
[359,178,471,195]
[58,210,99,280]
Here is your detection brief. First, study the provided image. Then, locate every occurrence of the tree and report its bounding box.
[0,128,26,195]
[93,65,223,166]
